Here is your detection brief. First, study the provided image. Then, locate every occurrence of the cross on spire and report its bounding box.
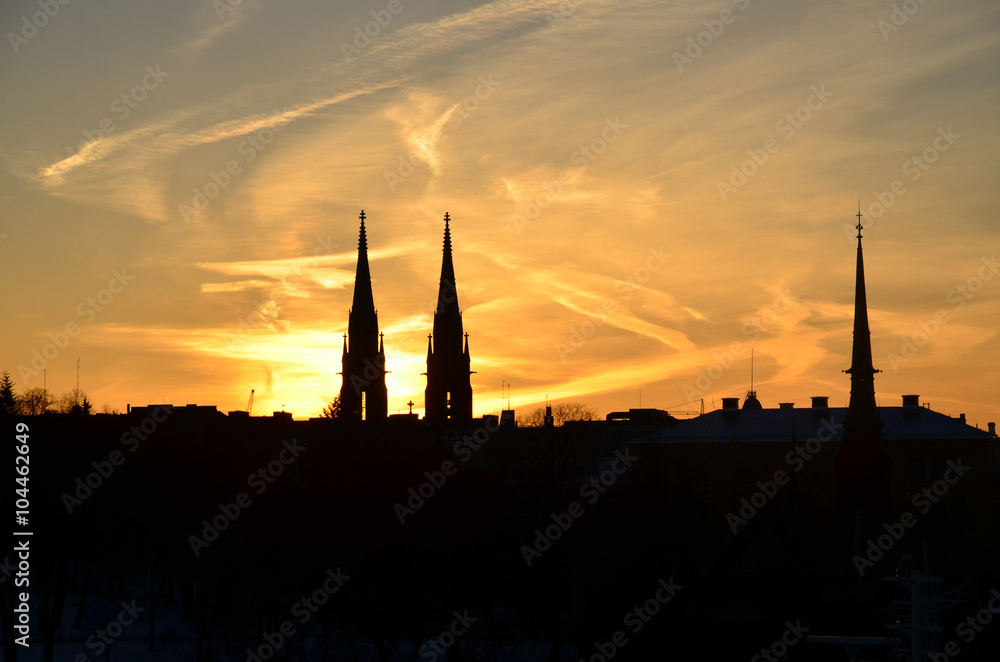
[856,202,864,239]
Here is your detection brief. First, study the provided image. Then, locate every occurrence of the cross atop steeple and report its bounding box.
[856,202,864,240]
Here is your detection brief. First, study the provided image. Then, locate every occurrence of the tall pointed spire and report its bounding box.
[341,210,387,421]
[350,210,375,317]
[425,213,473,423]
[845,205,880,418]
[433,212,462,346]
[837,206,889,510]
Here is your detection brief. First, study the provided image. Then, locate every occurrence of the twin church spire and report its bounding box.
[341,211,472,422]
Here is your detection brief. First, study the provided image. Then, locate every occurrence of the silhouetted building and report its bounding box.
[424,213,473,423]
[340,211,388,421]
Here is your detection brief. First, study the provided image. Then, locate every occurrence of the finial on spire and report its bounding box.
[442,212,452,253]
[358,210,369,252]
[856,202,863,240]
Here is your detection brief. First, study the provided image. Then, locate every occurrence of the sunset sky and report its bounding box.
[2,0,998,425]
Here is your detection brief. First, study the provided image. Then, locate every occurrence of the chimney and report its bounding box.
[959,413,966,424]
[902,394,920,409]
[722,397,740,410]
[811,396,828,411]
[989,422,996,437]
[778,403,794,409]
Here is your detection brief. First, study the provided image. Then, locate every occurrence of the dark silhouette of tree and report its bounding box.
[55,388,91,414]
[322,394,342,419]
[0,370,17,415]
[517,401,598,426]
[19,387,52,415]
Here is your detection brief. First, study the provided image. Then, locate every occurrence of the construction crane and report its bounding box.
[666,398,705,417]
[246,389,255,415]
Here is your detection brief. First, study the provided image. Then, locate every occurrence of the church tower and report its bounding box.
[340,210,387,421]
[424,213,473,422]
[836,207,890,508]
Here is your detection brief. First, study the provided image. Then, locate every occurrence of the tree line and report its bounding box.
[0,369,99,415]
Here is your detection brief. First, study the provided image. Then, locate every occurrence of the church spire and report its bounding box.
[350,210,375,316]
[836,206,889,510]
[845,205,880,417]
[425,213,473,423]
[341,210,387,422]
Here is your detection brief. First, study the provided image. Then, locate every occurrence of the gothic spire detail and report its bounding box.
[341,210,387,421]
[426,213,473,422]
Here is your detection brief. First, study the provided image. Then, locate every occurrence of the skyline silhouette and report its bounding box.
[2,1,998,423]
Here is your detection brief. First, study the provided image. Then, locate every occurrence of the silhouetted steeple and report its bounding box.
[845,208,879,416]
[425,213,473,422]
[341,210,387,421]
[837,207,889,509]
[432,213,463,352]
[350,211,375,319]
